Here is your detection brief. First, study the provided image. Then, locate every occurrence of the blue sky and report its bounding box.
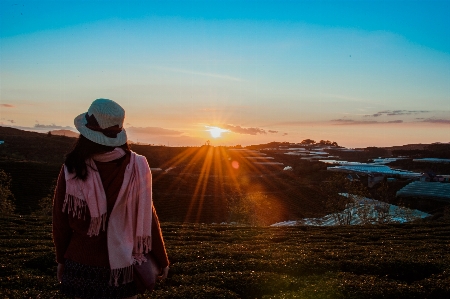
[1,0,449,147]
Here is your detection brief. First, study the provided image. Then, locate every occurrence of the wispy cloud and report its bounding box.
[35,124,73,130]
[127,126,183,136]
[268,130,278,134]
[265,120,318,126]
[0,118,15,124]
[331,119,404,125]
[156,66,242,81]
[1,104,14,108]
[364,110,430,117]
[223,124,267,135]
[331,119,361,123]
[421,118,450,124]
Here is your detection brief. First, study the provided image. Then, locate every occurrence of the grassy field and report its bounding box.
[1,127,450,298]
[1,215,449,299]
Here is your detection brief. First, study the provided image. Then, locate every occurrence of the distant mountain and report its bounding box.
[0,126,44,137]
[383,144,430,151]
[0,126,76,164]
[50,129,79,138]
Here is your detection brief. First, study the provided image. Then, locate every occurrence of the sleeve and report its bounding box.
[151,204,170,268]
[52,165,72,264]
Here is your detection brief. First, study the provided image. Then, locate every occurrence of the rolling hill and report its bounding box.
[1,126,449,223]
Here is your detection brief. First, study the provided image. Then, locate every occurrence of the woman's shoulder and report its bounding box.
[129,150,146,159]
[129,150,150,167]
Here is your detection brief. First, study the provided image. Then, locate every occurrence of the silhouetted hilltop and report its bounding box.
[382,143,440,151]
[1,127,448,222]
[0,126,76,164]
[0,126,44,137]
[391,143,450,159]
[0,129,326,221]
[50,129,79,138]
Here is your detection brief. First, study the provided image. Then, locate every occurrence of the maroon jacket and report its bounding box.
[52,152,169,269]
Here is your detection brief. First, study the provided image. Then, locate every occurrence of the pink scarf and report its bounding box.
[63,148,153,285]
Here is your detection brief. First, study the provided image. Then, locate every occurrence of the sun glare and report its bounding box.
[207,126,229,138]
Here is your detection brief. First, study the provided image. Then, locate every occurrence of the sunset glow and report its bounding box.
[1,1,449,147]
[206,127,229,139]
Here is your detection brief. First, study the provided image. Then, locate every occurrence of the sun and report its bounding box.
[206,126,229,138]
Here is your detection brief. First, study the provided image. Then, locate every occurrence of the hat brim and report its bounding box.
[74,113,127,147]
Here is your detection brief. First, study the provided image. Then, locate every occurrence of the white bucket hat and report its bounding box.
[74,98,127,147]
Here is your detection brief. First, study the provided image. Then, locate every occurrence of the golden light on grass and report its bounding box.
[155,144,288,224]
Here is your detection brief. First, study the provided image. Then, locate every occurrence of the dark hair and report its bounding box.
[65,135,130,180]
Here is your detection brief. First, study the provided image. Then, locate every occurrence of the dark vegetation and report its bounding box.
[1,127,450,298]
[391,143,450,159]
[0,127,75,164]
[326,147,389,163]
[2,126,450,219]
[1,126,449,220]
[388,159,450,176]
[0,127,327,222]
[1,215,449,298]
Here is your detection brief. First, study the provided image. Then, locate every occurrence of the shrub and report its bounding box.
[149,285,240,299]
[33,180,56,217]
[226,193,280,226]
[0,169,15,215]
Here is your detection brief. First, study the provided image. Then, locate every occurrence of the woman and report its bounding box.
[53,98,169,299]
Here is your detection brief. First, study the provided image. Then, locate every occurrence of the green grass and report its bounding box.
[1,216,450,298]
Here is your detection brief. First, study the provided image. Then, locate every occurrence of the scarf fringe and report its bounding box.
[87,213,107,237]
[136,236,152,254]
[63,194,106,236]
[132,236,152,265]
[110,264,134,287]
[62,194,87,219]
[133,254,147,265]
